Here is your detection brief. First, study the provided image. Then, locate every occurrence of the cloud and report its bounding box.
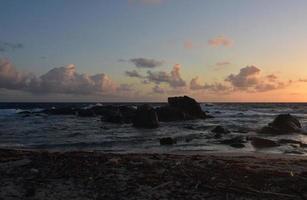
[125,70,144,78]
[225,66,260,89]
[298,78,307,83]
[214,61,231,70]
[0,59,32,90]
[216,61,231,66]
[225,66,289,92]
[117,84,134,92]
[152,85,165,94]
[266,74,278,82]
[183,40,194,49]
[190,76,230,93]
[0,41,23,52]
[130,58,163,68]
[208,36,232,47]
[31,64,117,95]
[253,82,287,92]
[147,64,186,88]
[190,66,289,93]
[0,59,125,95]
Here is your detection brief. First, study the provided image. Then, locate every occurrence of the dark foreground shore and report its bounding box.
[1,149,307,200]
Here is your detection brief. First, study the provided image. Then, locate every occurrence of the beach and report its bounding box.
[1,149,307,200]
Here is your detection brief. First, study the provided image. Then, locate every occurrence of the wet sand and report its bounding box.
[1,149,307,200]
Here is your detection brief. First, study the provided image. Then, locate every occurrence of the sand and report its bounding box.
[1,149,307,200]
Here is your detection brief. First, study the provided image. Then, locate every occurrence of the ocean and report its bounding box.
[1,102,307,155]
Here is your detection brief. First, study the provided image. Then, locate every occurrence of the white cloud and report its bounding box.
[0,59,32,90]
[225,66,289,92]
[0,59,122,95]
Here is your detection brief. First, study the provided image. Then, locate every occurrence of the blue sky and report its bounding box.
[1,0,307,101]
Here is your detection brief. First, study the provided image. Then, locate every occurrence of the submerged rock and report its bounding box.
[284,150,305,155]
[133,104,159,128]
[212,126,230,134]
[230,143,245,148]
[220,136,246,148]
[160,137,177,145]
[250,137,280,148]
[260,114,302,134]
[17,111,32,115]
[278,139,307,148]
[44,107,77,115]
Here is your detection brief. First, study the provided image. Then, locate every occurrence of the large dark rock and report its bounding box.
[118,106,137,123]
[133,104,159,128]
[99,106,136,123]
[156,106,186,122]
[102,110,125,124]
[168,96,206,119]
[260,114,302,134]
[250,137,280,148]
[156,96,210,122]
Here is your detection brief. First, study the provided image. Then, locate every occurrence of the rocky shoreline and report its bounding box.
[15,96,307,154]
[1,149,307,200]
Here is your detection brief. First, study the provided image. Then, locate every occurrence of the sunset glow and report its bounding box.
[1,0,307,102]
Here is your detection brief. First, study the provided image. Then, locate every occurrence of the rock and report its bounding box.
[156,95,211,121]
[260,114,302,134]
[220,136,246,148]
[214,133,223,139]
[118,106,137,123]
[160,137,177,145]
[90,105,111,116]
[133,104,159,128]
[17,111,32,115]
[100,106,136,123]
[156,106,187,122]
[230,143,245,148]
[168,96,207,119]
[250,137,280,148]
[44,107,77,115]
[284,150,305,155]
[76,109,96,117]
[103,111,125,124]
[212,126,230,134]
[278,139,307,148]
[220,136,246,145]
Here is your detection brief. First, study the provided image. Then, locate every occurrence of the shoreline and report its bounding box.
[1,149,307,199]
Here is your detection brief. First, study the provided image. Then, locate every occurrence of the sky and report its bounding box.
[1,0,307,102]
